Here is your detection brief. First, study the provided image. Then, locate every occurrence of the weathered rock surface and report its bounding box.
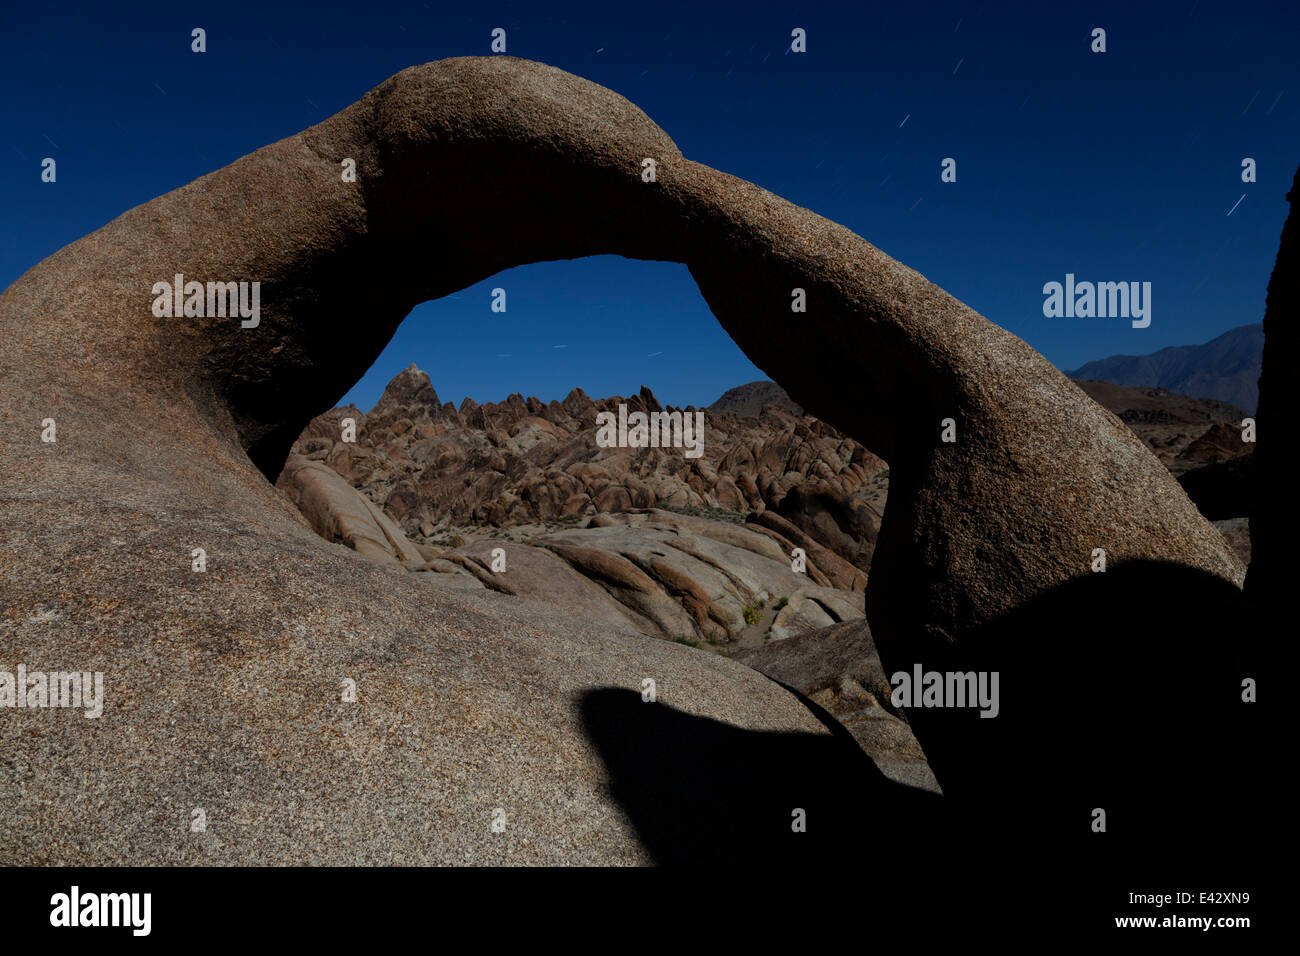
[768,587,864,641]
[280,364,875,644]
[746,509,869,592]
[441,537,675,636]
[405,508,866,645]
[0,56,1255,866]
[535,511,862,641]
[277,454,425,566]
[1212,516,1252,566]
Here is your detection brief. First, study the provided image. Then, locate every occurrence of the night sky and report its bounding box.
[3,0,1296,410]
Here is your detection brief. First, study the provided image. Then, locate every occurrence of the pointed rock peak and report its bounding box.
[638,385,664,414]
[561,387,596,417]
[376,363,441,415]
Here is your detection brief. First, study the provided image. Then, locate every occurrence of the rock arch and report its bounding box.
[0,57,1254,864]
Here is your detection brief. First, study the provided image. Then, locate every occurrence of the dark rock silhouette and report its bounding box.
[1179,455,1254,520]
[578,687,943,866]
[1245,168,1294,616]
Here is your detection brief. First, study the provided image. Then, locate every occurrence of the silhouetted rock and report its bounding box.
[1247,167,1296,631]
[1178,454,1255,520]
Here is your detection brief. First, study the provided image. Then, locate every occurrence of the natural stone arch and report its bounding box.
[202,60,1240,625]
[0,57,1254,862]
[46,58,1238,599]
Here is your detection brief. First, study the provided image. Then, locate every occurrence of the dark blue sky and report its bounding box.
[3,1,1296,412]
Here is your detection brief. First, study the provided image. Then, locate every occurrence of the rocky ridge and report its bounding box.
[288,365,885,571]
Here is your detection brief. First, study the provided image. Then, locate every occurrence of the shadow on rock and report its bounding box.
[879,559,1262,879]
[579,686,944,866]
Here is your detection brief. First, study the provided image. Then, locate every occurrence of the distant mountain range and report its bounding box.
[1066,323,1263,413]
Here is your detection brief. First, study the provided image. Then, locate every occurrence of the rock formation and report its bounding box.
[0,56,1256,868]
[708,380,805,418]
[429,509,866,644]
[285,364,884,575]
